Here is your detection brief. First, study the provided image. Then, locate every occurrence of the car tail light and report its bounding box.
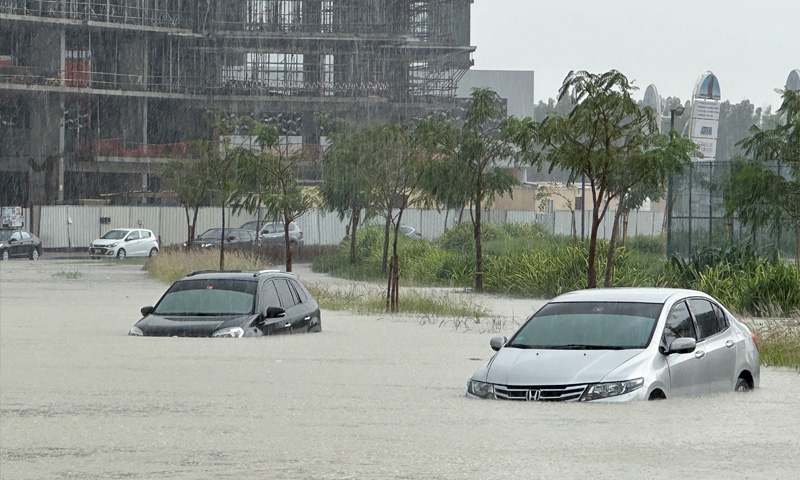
[751,332,758,350]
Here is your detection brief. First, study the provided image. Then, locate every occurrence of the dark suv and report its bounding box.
[240,221,304,247]
[128,270,321,337]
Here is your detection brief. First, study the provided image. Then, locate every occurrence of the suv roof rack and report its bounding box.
[254,269,284,277]
[186,269,243,277]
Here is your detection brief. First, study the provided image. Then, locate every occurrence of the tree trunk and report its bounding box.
[795,224,799,268]
[381,209,392,275]
[621,212,629,246]
[604,207,624,288]
[474,193,483,292]
[219,205,226,271]
[386,209,404,312]
[284,216,293,272]
[570,209,577,247]
[587,213,602,289]
[349,209,360,265]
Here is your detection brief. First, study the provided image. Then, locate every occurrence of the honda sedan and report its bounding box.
[467,288,759,402]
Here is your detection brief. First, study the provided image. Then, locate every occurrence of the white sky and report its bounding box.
[470,0,800,110]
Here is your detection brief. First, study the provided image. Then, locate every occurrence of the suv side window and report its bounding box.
[688,299,721,340]
[274,279,297,309]
[260,281,280,310]
[288,279,307,302]
[663,300,697,348]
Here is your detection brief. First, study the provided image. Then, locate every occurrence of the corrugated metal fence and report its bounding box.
[26,206,664,249]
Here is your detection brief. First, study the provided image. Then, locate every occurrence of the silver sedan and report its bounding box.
[467,288,760,402]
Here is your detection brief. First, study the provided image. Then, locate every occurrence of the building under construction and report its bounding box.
[0,0,475,205]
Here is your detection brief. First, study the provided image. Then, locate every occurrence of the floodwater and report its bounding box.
[1,258,799,479]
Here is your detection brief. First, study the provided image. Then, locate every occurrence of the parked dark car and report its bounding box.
[128,270,322,337]
[0,228,42,260]
[240,221,304,247]
[188,228,257,249]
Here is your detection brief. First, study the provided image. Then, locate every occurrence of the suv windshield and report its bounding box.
[507,302,662,350]
[101,230,129,240]
[153,279,257,316]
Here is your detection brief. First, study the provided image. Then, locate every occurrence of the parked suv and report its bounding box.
[240,221,304,247]
[90,228,159,259]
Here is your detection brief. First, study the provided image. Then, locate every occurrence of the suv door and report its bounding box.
[688,298,736,392]
[256,280,292,335]
[663,300,709,397]
[260,223,283,245]
[273,278,309,333]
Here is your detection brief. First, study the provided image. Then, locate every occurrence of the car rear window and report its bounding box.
[154,279,257,316]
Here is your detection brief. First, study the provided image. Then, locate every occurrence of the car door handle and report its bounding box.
[694,350,706,359]
[284,323,291,328]
[304,316,311,321]
[726,340,735,348]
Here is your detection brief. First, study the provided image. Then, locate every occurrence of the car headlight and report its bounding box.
[467,380,495,399]
[108,242,118,248]
[128,326,144,336]
[211,327,244,338]
[582,378,644,401]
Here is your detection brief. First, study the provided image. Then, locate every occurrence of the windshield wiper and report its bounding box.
[549,344,626,350]
[506,343,538,349]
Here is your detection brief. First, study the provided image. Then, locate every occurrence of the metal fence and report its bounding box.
[22,205,665,250]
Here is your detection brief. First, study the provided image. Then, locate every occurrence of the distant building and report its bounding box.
[1,0,475,206]
[456,69,535,119]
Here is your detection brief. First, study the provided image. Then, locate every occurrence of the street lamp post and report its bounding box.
[666,105,685,256]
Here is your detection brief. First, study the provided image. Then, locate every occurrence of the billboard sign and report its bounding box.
[1,207,24,228]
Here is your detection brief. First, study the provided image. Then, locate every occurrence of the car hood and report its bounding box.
[92,239,121,246]
[483,347,644,385]
[136,314,255,337]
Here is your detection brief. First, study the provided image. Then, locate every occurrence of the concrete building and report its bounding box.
[1,0,475,206]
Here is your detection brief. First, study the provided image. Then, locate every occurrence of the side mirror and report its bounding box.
[265,306,286,319]
[8,238,17,243]
[667,337,697,355]
[490,336,507,351]
[140,306,154,316]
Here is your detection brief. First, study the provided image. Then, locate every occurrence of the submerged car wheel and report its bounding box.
[149,248,158,258]
[30,249,39,260]
[735,377,753,392]
[117,249,127,260]
[1,250,8,261]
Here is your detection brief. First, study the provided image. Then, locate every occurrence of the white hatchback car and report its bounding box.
[89,228,159,259]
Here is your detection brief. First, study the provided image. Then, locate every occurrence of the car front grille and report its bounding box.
[91,247,109,254]
[493,384,588,402]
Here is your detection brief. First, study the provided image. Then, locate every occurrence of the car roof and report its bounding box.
[550,287,711,304]
[178,270,297,282]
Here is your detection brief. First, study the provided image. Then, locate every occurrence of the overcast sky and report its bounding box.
[470,0,800,110]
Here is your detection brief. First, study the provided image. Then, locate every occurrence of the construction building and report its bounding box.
[0,0,475,206]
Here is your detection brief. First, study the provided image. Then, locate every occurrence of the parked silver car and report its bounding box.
[89,228,159,259]
[467,288,760,402]
[240,221,303,247]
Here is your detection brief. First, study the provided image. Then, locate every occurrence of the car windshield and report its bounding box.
[507,302,662,350]
[239,221,257,231]
[197,229,224,240]
[101,230,129,240]
[0,230,14,241]
[153,279,256,316]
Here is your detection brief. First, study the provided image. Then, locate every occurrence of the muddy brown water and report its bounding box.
[1,259,799,479]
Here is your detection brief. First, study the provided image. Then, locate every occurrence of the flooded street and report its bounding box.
[2,259,799,479]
